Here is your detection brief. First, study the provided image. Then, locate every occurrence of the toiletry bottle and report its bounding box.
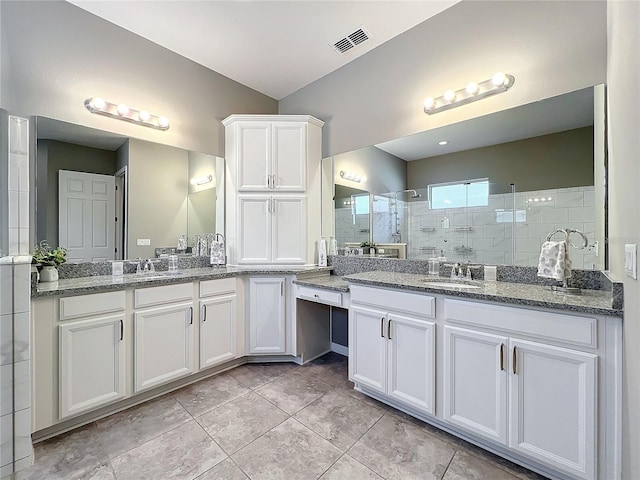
[438,249,447,262]
[319,237,328,267]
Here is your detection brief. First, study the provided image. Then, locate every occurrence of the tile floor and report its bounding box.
[15,353,549,480]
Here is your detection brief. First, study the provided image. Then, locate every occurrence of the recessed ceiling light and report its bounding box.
[438,140,449,146]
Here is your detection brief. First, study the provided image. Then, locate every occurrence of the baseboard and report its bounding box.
[330,342,348,356]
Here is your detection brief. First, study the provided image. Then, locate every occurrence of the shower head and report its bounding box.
[395,189,422,199]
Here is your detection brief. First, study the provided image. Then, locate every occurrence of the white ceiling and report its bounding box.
[375,87,595,161]
[67,0,459,100]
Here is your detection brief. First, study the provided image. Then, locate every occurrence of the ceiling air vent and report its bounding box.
[331,26,371,55]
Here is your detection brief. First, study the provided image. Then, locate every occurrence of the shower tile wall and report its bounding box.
[335,207,370,246]
[405,186,595,269]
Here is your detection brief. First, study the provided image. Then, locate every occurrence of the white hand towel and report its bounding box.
[537,240,572,281]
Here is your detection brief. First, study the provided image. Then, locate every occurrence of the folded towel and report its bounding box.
[537,240,572,281]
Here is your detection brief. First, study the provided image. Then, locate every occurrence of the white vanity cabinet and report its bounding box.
[443,299,602,480]
[248,277,286,354]
[57,292,126,420]
[133,283,195,393]
[224,115,323,266]
[349,285,436,415]
[199,278,238,369]
[237,195,306,264]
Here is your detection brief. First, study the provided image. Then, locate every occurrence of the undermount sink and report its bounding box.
[420,278,482,289]
[135,271,186,280]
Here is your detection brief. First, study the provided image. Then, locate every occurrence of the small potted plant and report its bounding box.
[32,241,67,282]
[360,241,376,255]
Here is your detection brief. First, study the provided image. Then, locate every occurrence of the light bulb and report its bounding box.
[492,72,506,87]
[116,104,129,116]
[91,97,106,110]
[443,90,456,103]
[465,82,479,95]
[138,110,151,122]
[423,97,435,110]
[158,116,170,128]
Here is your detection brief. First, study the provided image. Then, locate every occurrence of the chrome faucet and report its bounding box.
[450,263,461,279]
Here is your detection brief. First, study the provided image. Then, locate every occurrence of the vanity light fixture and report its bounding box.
[84,97,170,131]
[423,72,515,115]
[340,170,364,183]
[190,175,213,186]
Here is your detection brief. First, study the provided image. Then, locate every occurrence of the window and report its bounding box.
[428,179,489,209]
[352,194,369,215]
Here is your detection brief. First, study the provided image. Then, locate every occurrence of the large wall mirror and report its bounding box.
[34,117,224,262]
[322,85,607,270]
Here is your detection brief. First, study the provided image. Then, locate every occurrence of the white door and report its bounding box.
[248,277,286,354]
[200,295,237,369]
[387,313,436,415]
[443,326,508,445]
[272,196,306,264]
[271,122,306,192]
[348,305,387,394]
[59,315,125,419]
[59,170,115,262]
[237,122,270,191]
[238,196,271,264]
[134,303,194,392]
[509,339,597,480]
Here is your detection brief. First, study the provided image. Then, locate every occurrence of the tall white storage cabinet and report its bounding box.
[223,115,324,266]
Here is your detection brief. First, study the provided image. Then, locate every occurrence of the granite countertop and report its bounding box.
[293,275,350,292]
[33,266,333,298]
[343,271,623,317]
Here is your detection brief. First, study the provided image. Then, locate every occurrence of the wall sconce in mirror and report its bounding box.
[423,72,515,115]
[340,170,364,183]
[84,97,170,130]
[190,175,213,186]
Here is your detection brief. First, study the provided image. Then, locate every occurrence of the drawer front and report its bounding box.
[297,286,343,306]
[134,283,193,309]
[199,277,237,298]
[443,298,597,348]
[350,284,435,318]
[59,291,125,320]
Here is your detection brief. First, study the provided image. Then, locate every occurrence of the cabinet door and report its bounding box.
[348,305,387,394]
[271,122,306,191]
[443,326,508,444]
[200,295,237,369]
[509,339,597,480]
[249,277,286,354]
[387,313,436,415]
[59,315,125,419]
[272,196,306,264]
[237,122,270,191]
[238,196,272,264]
[134,303,194,392]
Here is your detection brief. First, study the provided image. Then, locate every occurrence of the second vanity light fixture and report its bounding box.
[84,97,170,130]
[340,170,364,183]
[423,72,515,115]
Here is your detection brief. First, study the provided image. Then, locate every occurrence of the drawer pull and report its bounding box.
[512,346,517,375]
[388,319,392,340]
[119,319,123,341]
[202,304,207,322]
[500,343,505,371]
[380,317,385,338]
[189,306,193,325]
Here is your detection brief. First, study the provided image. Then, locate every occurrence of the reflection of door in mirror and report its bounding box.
[59,170,115,262]
[334,184,370,248]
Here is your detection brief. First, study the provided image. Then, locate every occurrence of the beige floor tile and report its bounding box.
[295,390,384,451]
[15,423,111,480]
[232,418,342,480]
[255,371,333,414]
[228,362,297,389]
[319,454,383,480]
[95,393,191,459]
[111,421,226,480]
[173,373,250,417]
[443,450,521,480]
[349,413,456,480]
[196,458,249,480]
[198,392,289,454]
